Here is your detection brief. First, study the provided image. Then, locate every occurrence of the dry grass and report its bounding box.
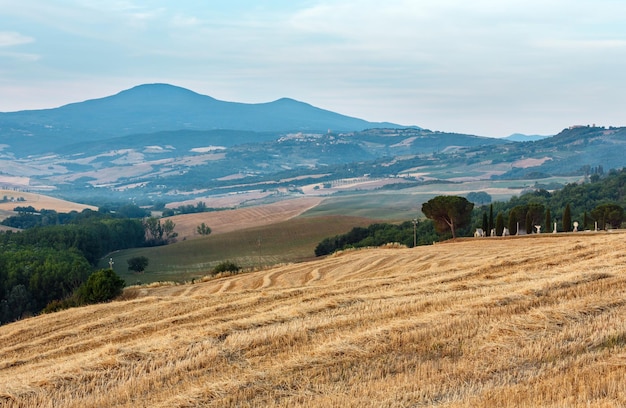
[167,197,324,240]
[1,232,626,407]
[0,189,96,215]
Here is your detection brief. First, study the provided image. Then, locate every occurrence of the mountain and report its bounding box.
[504,133,551,142]
[2,83,624,207]
[0,84,404,156]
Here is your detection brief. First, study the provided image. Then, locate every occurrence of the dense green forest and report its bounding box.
[0,209,148,325]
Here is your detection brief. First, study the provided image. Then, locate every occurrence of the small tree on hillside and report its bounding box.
[127,256,149,273]
[421,195,474,239]
[197,223,212,236]
[75,269,125,304]
[162,219,178,243]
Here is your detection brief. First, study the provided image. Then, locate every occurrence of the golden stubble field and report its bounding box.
[0,189,96,216]
[1,233,625,407]
[166,197,324,240]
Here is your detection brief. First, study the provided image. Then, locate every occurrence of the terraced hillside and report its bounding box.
[1,233,625,407]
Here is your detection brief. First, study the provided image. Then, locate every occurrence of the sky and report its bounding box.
[1,1,625,137]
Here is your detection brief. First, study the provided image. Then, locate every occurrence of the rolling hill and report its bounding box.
[0,83,403,156]
[1,83,624,213]
[1,232,624,407]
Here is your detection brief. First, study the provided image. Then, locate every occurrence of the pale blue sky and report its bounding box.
[1,0,625,137]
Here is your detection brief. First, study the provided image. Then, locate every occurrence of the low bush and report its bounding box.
[212,261,241,274]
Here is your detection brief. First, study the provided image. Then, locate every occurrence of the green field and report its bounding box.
[100,215,378,284]
[303,177,581,219]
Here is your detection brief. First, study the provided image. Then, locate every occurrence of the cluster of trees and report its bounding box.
[1,204,150,229]
[143,217,178,246]
[1,195,25,203]
[315,221,437,256]
[3,218,146,265]
[161,201,227,217]
[42,269,125,314]
[474,168,626,234]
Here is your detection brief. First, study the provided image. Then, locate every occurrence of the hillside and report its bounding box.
[167,197,323,240]
[0,83,402,156]
[1,233,625,407]
[0,189,96,218]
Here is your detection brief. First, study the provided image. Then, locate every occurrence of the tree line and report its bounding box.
[315,221,438,256]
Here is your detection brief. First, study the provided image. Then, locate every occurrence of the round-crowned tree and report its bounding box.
[127,256,149,273]
[76,269,125,304]
[421,195,474,239]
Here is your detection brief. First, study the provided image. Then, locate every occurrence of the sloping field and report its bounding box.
[107,215,379,284]
[0,189,96,216]
[1,233,626,407]
[168,197,324,240]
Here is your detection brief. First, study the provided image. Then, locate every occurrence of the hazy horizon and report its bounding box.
[1,1,625,137]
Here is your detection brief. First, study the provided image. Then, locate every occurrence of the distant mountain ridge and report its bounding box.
[504,133,551,142]
[0,83,405,155]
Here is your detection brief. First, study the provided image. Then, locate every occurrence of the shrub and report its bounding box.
[75,269,125,304]
[42,297,79,314]
[127,256,149,273]
[212,261,241,274]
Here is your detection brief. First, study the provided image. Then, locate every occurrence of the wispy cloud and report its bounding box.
[0,31,34,47]
[0,0,626,135]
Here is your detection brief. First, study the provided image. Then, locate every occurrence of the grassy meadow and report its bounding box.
[1,232,625,407]
[103,215,379,284]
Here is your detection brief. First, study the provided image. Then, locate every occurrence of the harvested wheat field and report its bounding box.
[0,190,96,215]
[168,197,323,239]
[1,233,626,407]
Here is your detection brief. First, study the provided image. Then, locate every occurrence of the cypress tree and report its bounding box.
[563,204,572,232]
[488,204,494,233]
[508,209,517,235]
[525,211,533,234]
[545,208,551,233]
[482,212,488,233]
[495,212,504,236]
